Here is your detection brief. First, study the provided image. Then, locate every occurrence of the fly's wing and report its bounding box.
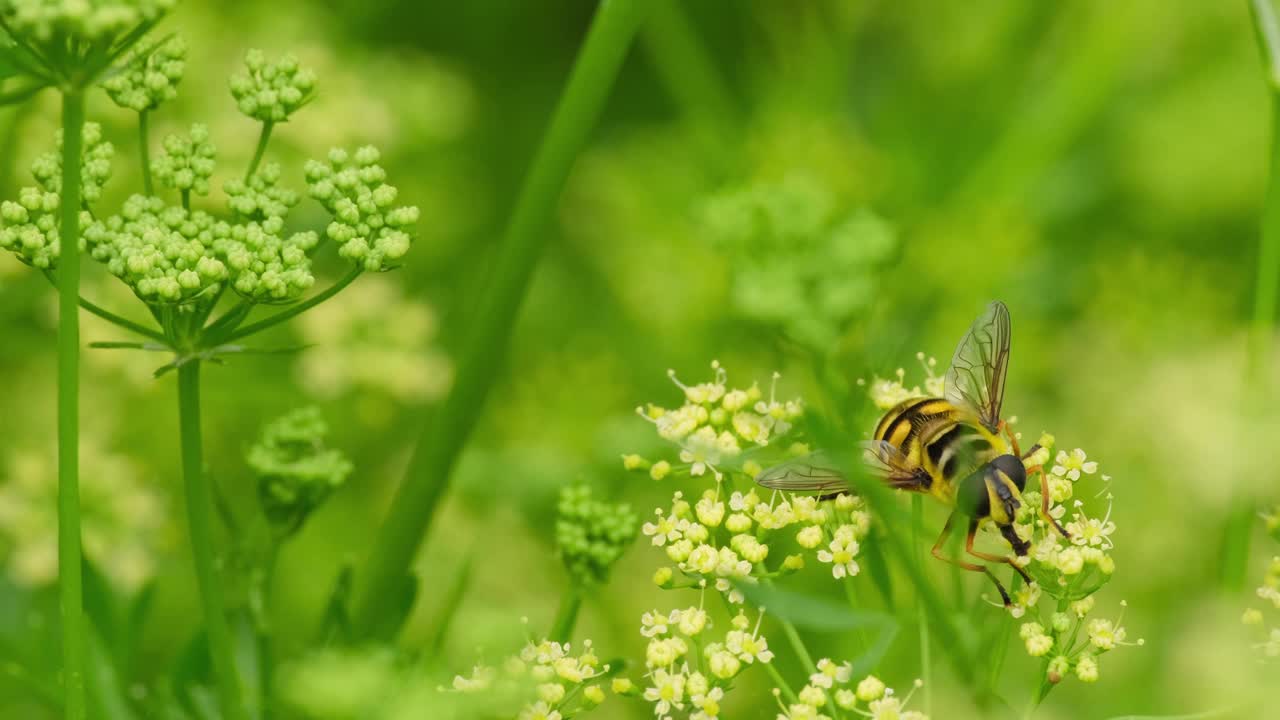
[944,300,1011,433]
[861,440,929,490]
[754,453,848,493]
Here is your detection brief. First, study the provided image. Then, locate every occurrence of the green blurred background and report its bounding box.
[1,0,1278,717]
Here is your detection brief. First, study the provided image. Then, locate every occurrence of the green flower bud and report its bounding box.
[248,407,353,538]
[554,485,639,586]
[102,35,186,112]
[224,162,299,221]
[3,0,175,43]
[305,146,418,272]
[30,122,115,203]
[152,123,216,196]
[230,49,317,123]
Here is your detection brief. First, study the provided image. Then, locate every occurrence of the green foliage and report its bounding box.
[555,484,639,586]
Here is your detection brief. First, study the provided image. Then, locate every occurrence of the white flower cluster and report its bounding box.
[630,362,803,481]
[633,605,772,719]
[771,669,927,720]
[642,487,872,600]
[450,639,610,720]
[861,353,946,410]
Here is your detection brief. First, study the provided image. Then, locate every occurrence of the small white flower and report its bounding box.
[1052,448,1097,481]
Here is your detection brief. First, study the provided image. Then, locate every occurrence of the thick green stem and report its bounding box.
[1223,0,1280,591]
[549,586,583,643]
[177,362,248,720]
[138,110,153,195]
[912,495,933,716]
[57,88,87,720]
[245,121,273,180]
[350,0,647,641]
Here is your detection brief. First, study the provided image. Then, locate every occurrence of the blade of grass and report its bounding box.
[350,0,648,641]
[1223,0,1280,591]
[57,87,87,720]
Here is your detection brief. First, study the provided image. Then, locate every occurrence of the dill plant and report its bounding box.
[0,7,420,717]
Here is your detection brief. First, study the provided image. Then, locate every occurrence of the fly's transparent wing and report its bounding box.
[861,440,928,490]
[754,453,848,493]
[944,300,1011,433]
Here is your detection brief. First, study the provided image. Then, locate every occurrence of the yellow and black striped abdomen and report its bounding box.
[873,397,1004,504]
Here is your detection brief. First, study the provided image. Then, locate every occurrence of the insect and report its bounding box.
[755,300,1069,606]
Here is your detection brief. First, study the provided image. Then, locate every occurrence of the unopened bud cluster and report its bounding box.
[225,163,300,220]
[555,485,638,585]
[0,124,112,268]
[230,50,316,123]
[247,407,353,535]
[31,122,115,203]
[85,195,317,303]
[152,124,216,196]
[2,0,175,42]
[305,146,419,271]
[103,35,187,112]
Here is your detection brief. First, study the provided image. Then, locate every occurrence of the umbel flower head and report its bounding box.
[225,162,300,221]
[554,485,639,586]
[771,668,928,720]
[448,638,612,719]
[247,407,353,537]
[305,146,420,271]
[85,195,318,305]
[152,124,217,196]
[0,0,175,43]
[0,123,112,268]
[230,49,317,123]
[102,35,187,113]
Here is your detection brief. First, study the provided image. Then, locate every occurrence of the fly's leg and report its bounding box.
[1025,463,1070,539]
[965,518,1032,585]
[931,510,1013,607]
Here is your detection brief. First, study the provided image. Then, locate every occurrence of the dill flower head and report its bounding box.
[0,123,112,268]
[85,194,318,304]
[247,407,353,536]
[30,121,115,203]
[102,35,187,113]
[230,49,318,123]
[305,145,420,271]
[773,667,927,720]
[449,638,611,719]
[152,124,217,196]
[224,162,300,221]
[0,0,175,42]
[554,484,638,586]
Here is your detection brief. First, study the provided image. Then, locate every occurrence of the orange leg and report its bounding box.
[966,519,1032,584]
[1000,420,1022,458]
[931,511,1013,607]
[1026,464,1070,539]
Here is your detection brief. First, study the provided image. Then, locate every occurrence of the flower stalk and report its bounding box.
[178,362,249,720]
[350,0,648,640]
[56,86,87,720]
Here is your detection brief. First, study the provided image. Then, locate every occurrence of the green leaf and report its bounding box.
[81,559,123,663]
[428,552,475,656]
[315,563,355,646]
[1106,710,1237,720]
[85,624,139,720]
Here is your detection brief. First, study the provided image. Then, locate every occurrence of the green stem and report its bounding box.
[57,89,87,720]
[138,110,153,195]
[1224,0,1280,591]
[775,615,818,676]
[216,267,360,343]
[41,268,168,342]
[550,586,583,643]
[763,661,797,704]
[177,362,248,720]
[912,495,933,716]
[642,0,736,159]
[350,0,648,641]
[245,121,273,180]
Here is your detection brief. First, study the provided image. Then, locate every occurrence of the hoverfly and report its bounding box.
[755,301,1069,606]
